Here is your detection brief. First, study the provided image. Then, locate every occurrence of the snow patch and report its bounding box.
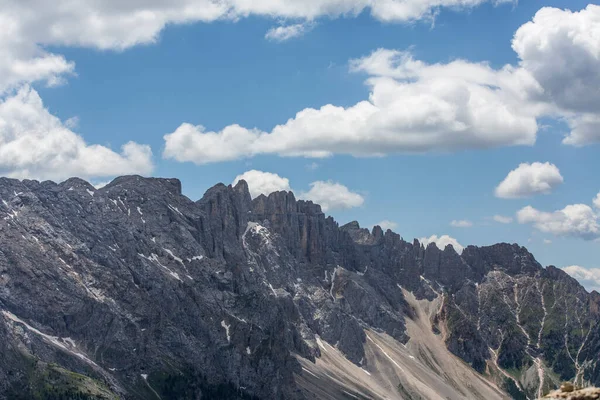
[221,320,231,343]
[168,204,184,217]
[163,248,184,264]
[138,253,182,282]
[330,266,341,301]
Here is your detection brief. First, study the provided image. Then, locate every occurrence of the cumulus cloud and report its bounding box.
[375,220,398,231]
[0,0,514,97]
[298,181,364,212]
[562,265,600,293]
[512,4,600,145]
[0,86,153,181]
[493,215,513,224]
[594,192,600,209]
[517,204,599,240]
[0,0,511,93]
[163,4,600,163]
[232,170,363,211]
[495,162,564,199]
[265,22,314,42]
[233,170,291,198]
[164,49,540,163]
[563,114,600,147]
[450,219,473,228]
[2,3,599,179]
[419,235,464,254]
[513,5,600,114]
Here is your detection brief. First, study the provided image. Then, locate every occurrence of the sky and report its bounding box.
[1,0,599,290]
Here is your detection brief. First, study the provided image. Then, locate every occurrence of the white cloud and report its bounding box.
[162,5,600,163]
[232,170,291,198]
[1,3,599,184]
[231,170,363,211]
[93,181,110,190]
[305,162,319,171]
[299,181,364,212]
[562,265,600,293]
[2,3,598,180]
[163,49,540,163]
[0,0,512,93]
[375,220,398,231]
[495,162,563,199]
[0,86,153,181]
[0,0,515,107]
[517,204,599,240]
[512,5,600,145]
[543,239,552,244]
[163,123,262,164]
[265,22,314,42]
[594,192,600,209]
[493,215,513,224]
[563,114,600,147]
[419,234,464,254]
[450,219,473,228]
[513,5,600,114]
[64,116,79,129]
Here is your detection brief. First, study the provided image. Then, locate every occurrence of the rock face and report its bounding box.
[543,386,600,399]
[0,176,598,399]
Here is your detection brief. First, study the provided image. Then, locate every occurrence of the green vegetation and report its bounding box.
[6,362,117,400]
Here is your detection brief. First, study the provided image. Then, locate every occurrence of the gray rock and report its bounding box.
[0,176,598,399]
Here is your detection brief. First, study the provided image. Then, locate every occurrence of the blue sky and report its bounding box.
[1,0,599,288]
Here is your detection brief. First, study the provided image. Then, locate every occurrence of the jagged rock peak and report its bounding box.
[341,221,361,231]
[233,179,252,203]
[252,190,298,214]
[103,175,182,196]
[371,224,384,239]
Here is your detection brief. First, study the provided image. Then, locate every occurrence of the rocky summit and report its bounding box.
[0,175,599,400]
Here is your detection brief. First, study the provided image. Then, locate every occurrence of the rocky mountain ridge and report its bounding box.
[0,175,598,399]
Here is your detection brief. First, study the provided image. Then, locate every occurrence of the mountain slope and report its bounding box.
[0,175,598,399]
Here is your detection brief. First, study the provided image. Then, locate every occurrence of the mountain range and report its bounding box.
[0,175,598,400]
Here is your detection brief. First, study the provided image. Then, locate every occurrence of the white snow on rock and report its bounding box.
[221,320,231,343]
[168,204,184,217]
